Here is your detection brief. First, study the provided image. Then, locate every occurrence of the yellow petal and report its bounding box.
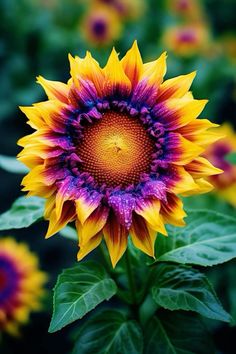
[68,52,104,95]
[68,53,84,88]
[83,51,105,95]
[37,76,69,103]
[76,205,109,244]
[77,233,103,261]
[55,191,66,219]
[33,100,66,132]
[17,154,43,169]
[103,48,131,96]
[168,165,199,194]
[164,98,208,129]
[158,71,196,101]
[19,106,45,129]
[185,157,223,178]
[21,165,46,188]
[75,193,102,224]
[182,178,214,196]
[141,52,167,87]
[103,211,128,268]
[121,40,143,86]
[178,118,218,136]
[130,214,157,258]
[44,195,56,219]
[45,202,76,238]
[190,130,224,147]
[173,134,204,165]
[161,194,186,227]
[135,199,167,235]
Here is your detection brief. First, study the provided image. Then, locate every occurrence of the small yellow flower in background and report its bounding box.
[18,42,222,267]
[162,23,210,57]
[81,5,122,46]
[204,124,236,207]
[0,238,47,336]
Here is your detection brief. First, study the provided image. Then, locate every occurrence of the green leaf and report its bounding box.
[151,264,231,322]
[49,261,117,333]
[144,311,214,354]
[0,154,29,174]
[225,152,236,165]
[73,310,143,354]
[59,225,77,241]
[0,196,44,230]
[155,209,236,266]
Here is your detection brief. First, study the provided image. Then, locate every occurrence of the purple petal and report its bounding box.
[152,102,182,130]
[131,79,158,108]
[69,79,99,109]
[142,180,167,201]
[158,132,182,163]
[108,193,136,229]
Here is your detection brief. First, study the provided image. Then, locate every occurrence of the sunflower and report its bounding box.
[18,41,222,267]
[163,23,210,57]
[0,238,47,335]
[204,123,236,206]
[81,5,122,46]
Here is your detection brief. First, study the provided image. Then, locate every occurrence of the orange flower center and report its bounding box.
[77,111,155,187]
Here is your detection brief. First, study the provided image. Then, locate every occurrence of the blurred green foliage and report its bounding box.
[0,0,235,123]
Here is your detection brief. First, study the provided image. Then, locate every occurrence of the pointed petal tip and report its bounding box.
[198,99,208,107]
[19,105,30,113]
[45,231,55,239]
[36,75,47,87]
[77,250,84,262]
[107,242,126,268]
[68,53,74,60]
[215,167,224,174]
[161,51,168,59]
[111,46,117,54]
[85,50,92,58]
[131,39,139,49]
[189,70,197,78]
[105,47,120,67]
[110,254,121,268]
[36,75,44,82]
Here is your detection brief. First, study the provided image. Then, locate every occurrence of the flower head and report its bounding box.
[204,123,236,206]
[18,41,221,267]
[163,24,210,57]
[0,238,47,335]
[81,5,122,46]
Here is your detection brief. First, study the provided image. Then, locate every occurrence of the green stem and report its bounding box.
[99,243,111,271]
[125,249,137,305]
[139,294,159,327]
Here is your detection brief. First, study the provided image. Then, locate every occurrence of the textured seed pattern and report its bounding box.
[77,111,155,187]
